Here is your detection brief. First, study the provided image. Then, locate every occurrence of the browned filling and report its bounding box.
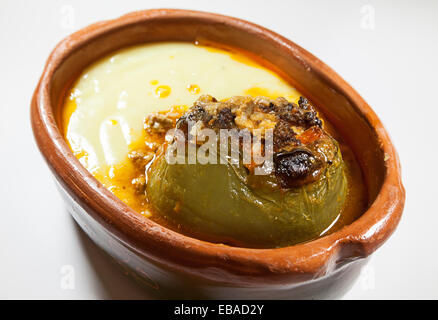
[168,95,338,189]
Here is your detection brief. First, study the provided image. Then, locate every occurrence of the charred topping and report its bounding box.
[176,105,209,134]
[277,102,322,128]
[140,94,337,189]
[259,101,276,113]
[273,120,300,152]
[274,149,323,188]
[212,107,236,129]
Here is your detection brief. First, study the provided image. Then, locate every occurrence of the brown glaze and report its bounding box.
[31,9,405,295]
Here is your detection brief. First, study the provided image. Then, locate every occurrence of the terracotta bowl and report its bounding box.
[31,9,405,299]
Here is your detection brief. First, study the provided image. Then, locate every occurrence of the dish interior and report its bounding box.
[56,41,368,248]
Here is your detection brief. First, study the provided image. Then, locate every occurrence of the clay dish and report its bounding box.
[31,9,405,299]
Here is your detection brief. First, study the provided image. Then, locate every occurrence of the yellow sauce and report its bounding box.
[187,84,201,94]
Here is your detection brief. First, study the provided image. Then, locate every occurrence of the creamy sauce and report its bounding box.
[61,42,367,242]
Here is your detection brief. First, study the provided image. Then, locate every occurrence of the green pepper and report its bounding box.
[145,95,347,248]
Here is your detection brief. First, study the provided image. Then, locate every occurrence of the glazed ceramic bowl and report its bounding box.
[31,9,405,299]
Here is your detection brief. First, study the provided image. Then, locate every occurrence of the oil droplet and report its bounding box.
[187,84,201,94]
[244,87,279,99]
[155,85,171,98]
[150,80,158,85]
[74,149,88,159]
[108,119,118,125]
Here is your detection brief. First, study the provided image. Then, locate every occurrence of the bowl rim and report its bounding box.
[31,8,405,285]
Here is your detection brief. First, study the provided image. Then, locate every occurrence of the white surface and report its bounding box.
[0,0,436,299]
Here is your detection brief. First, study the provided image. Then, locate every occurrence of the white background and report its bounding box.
[0,0,436,299]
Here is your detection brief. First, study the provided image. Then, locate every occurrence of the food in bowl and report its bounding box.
[60,41,367,248]
[32,9,405,299]
[146,94,347,247]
